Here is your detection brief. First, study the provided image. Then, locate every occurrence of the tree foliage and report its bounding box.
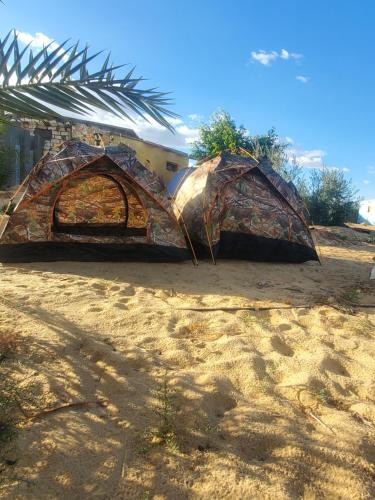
[0,30,176,130]
[191,111,299,180]
[304,168,359,226]
[190,111,250,159]
[190,110,359,226]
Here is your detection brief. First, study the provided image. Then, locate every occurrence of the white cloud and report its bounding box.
[368,166,375,175]
[251,49,302,66]
[288,146,349,172]
[363,179,372,185]
[188,113,203,122]
[250,50,279,66]
[16,30,70,62]
[81,109,199,151]
[296,75,309,83]
[280,49,302,61]
[16,31,54,49]
[289,147,326,168]
[285,136,294,144]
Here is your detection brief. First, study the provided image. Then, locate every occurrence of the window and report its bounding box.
[166,161,178,172]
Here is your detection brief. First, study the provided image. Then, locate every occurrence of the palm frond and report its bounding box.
[0,30,177,131]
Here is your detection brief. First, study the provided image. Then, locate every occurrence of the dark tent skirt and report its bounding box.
[192,231,319,263]
[0,242,190,263]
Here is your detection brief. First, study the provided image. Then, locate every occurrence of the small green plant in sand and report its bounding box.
[242,311,270,329]
[138,373,179,454]
[182,321,224,341]
[0,330,41,451]
[339,289,360,305]
[317,388,333,406]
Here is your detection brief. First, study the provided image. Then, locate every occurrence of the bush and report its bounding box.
[305,168,359,226]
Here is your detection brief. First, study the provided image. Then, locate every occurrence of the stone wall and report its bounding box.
[17,118,188,184]
[19,118,138,155]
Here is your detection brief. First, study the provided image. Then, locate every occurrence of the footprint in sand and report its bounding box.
[119,286,135,296]
[270,336,294,357]
[195,357,205,364]
[252,356,268,379]
[207,392,237,418]
[142,337,155,345]
[117,297,129,304]
[278,324,292,332]
[88,306,103,312]
[167,316,179,333]
[321,357,350,377]
[196,342,206,349]
[114,302,128,310]
[322,340,335,349]
[90,283,107,297]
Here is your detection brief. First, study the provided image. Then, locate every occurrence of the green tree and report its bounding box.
[305,168,359,226]
[190,111,292,178]
[0,30,176,130]
[190,111,251,159]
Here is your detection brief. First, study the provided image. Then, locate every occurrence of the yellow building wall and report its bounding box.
[121,137,189,184]
[69,122,188,185]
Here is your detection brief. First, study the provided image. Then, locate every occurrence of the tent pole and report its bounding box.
[204,214,216,265]
[171,202,198,266]
[181,216,199,266]
[170,176,199,266]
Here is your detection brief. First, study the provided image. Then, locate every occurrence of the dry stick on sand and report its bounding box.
[296,389,336,435]
[176,305,309,312]
[26,400,107,421]
[303,408,336,435]
[176,303,374,312]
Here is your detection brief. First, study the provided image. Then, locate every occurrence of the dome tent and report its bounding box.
[166,167,195,197]
[0,141,190,262]
[173,152,318,263]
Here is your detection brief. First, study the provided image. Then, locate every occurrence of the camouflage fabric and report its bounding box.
[55,176,128,225]
[173,153,317,257]
[0,140,187,251]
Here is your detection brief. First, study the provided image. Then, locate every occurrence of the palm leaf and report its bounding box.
[0,30,177,131]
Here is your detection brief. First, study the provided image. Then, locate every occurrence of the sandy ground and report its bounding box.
[0,230,375,499]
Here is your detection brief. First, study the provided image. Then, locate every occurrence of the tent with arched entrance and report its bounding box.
[0,141,189,262]
[173,152,318,263]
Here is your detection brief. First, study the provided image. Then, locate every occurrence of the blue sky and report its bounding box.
[2,0,375,198]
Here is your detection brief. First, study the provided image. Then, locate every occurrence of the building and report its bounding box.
[2,117,188,187]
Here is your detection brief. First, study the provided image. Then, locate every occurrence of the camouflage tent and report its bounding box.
[173,153,318,263]
[0,141,190,262]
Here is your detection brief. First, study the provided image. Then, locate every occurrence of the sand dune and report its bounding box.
[0,232,374,498]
